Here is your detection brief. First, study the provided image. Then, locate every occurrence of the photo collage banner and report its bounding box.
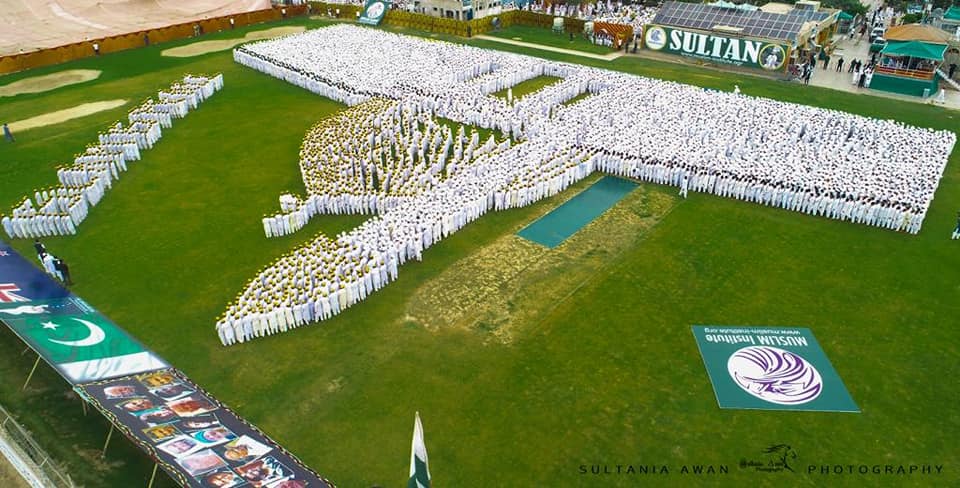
[76,369,334,488]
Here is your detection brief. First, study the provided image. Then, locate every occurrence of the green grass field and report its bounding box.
[485,25,616,55]
[1,17,959,488]
[492,75,562,101]
[563,91,593,106]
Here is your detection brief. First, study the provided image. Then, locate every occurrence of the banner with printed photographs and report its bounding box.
[76,369,334,488]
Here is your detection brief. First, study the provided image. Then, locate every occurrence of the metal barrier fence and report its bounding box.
[0,403,75,488]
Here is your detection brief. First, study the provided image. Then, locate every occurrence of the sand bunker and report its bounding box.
[0,69,102,97]
[7,99,127,133]
[161,26,306,57]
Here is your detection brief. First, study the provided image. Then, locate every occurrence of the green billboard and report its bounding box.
[692,326,859,412]
[359,0,390,26]
[644,25,790,71]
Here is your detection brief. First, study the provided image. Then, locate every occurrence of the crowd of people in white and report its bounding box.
[261,98,516,238]
[214,25,954,345]
[1,75,223,240]
[524,0,658,32]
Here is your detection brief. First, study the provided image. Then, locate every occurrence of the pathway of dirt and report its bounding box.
[405,182,677,344]
[0,69,102,98]
[161,26,307,58]
[0,457,29,488]
[474,35,625,61]
[6,99,127,133]
[0,435,32,488]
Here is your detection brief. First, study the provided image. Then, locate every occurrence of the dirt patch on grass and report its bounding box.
[406,237,545,341]
[7,99,127,133]
[74,446,124,472]
[406,183,677,344]
[0,455,29,488]
[0,69,101,98]
[161,26,307,58]
[327,376,345,393]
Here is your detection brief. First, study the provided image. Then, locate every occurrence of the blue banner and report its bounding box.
[0,241,70,304]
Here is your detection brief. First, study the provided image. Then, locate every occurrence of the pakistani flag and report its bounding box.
[7,312,167,384]
[408,412,431,488]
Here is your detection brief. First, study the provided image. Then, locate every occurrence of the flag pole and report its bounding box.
[102,424,115,458]
[146,462,159,488]
[21,355,41,390]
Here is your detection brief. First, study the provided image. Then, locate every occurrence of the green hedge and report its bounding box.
[309,3,585,37]
[310,2,363,19]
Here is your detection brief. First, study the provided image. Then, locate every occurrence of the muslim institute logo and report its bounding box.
[759,44,786,71]
[366,1,386,19]
[727,346,822,405]
[645,26,667,51]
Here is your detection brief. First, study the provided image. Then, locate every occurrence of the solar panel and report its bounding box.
[653,1,823,42]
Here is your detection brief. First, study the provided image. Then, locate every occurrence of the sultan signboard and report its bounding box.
[645,25,790,72]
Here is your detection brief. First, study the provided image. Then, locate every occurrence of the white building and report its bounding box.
[412,0,502,20]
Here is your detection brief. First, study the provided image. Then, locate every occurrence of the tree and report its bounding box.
[900,13,922,24]
[818,0,869,17]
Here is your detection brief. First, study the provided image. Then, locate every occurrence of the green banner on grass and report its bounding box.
[692,325,859,412]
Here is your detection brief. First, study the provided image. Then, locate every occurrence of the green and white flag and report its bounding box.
[407,412,431,488]
[6,312,168,384]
